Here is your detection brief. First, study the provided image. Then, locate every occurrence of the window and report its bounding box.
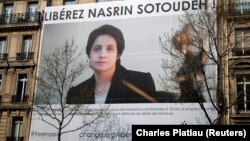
[15,74,27,103]
[0,74,2,92]
[0,74,2,104]
[22,36,32,53]
[10,117,23,141]
[4,4,13,23]
[18,36,32,60]
[47,0,52,7]
[28,3,38,22]
[0,37,7,60]
[237,74,250,113]
[234,29,250,56]
[232,0,250,15]
[64,0,76,5]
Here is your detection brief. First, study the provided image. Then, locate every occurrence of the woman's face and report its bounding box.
[90,34,118,72]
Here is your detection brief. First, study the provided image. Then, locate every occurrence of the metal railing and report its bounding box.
[16,52,34,60]
[11,95,28,103]
[0,53,8,60]
[0,12,41,24]
[232,46,250,56]
[6,137,24,141]
[230,2,250,15]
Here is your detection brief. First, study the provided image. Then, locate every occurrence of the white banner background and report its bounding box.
[29,103,217,141]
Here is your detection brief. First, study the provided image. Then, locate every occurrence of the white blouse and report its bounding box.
[95,93,108,104]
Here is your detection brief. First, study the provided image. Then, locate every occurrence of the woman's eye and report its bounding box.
[93,46,101,52]
[107,46,114,52]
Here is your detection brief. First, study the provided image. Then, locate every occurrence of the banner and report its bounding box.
[30,0,218,140]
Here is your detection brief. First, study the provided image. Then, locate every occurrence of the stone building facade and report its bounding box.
[219,0,250,124]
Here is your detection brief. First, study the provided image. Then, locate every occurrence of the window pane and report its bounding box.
[244,37,250,47]
[243,3,250,14]
[237,79,244,111]
[234,29,250,56]
[4,5,13,23]
[64,0,75,5]
[237,75,250,111]
[247,84,250,110]
[22,36,32,60]
[245,74,250,81]
[16,74,27,102]
[14,121,23,137]
[29,4,38,12]
[232,0,250,14]
[29,3,38,21]
[11,117,23,138]
[0,37,7,54]
[0,74,2,92]
[22,36,32,53]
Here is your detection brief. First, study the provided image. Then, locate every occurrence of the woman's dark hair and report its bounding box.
[86,24,125,58]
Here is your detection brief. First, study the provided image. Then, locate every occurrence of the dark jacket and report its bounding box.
[66,64,157,104]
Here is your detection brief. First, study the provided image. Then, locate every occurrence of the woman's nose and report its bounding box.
[99,49,107,57]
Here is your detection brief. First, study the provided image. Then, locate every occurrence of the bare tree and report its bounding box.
[159,1,235,124]
[33,39,109,141]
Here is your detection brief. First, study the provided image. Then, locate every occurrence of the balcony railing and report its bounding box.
[11,95,28,103]
[0,12,41,24]
[6,137,24,141]
[232,47,250,56]
[16,52,34,60]
[230,2,250,16]
[0,53,8,60]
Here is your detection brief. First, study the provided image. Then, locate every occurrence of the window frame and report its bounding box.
[20,35,33,60]
[3,4,14,23]
[0,37,7,60]
[233,28,250,56]
[0,74,2,93]
[236,74,250,113]
[28,2,39,22]
[15,74,28,103]
[10,117,23,139]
